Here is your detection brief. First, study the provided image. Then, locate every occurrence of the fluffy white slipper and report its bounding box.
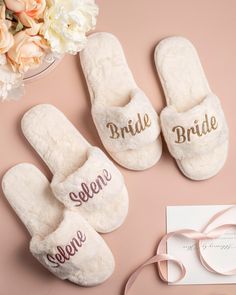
[80,32,162,171]
[155,37,229,180]
[2,164,115,286]
[21,104,128,233]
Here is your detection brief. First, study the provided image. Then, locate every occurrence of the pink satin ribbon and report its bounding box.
[124,205,236,294]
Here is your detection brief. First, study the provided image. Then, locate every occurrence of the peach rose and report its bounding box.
[4,0,46,19]
[7,30,48,73]
[17,11,42,33]
[0,5,14,54]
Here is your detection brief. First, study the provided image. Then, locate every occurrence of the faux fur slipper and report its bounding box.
[21,104,129,233]
[80,32,162,171]
[155,37,229,180]
[2,164,115,286]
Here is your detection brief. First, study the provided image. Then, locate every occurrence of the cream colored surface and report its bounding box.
[0,0,236,294]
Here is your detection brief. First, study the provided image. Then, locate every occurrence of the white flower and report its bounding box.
[0,54,24,102]
[41,0,98,55]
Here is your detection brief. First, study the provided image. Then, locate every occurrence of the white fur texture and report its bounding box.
[21,104,128,233]
[51,147,128,232]
[92,88,160,153]
[80,32,162,170]
[2,164,115,286]
[155,36,229,180]
[161,94,228,160]
[30,211,115,286]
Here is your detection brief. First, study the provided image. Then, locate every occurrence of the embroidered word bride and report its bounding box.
[106,113,152,139]
[172,114,218,144]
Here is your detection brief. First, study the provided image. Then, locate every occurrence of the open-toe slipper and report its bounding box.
[80,32,162,171]
[21,104,129,233]
[2,164,115,286]
[155,36,229,180]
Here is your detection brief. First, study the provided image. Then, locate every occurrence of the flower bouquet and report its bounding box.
[0,0,98,101]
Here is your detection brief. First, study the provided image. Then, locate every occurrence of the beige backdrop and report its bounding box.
[0,0,236,294]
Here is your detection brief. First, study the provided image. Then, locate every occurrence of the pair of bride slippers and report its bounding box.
[2,104,129,286]
[80,32,228,180]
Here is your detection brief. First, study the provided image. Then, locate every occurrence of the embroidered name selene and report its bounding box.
[46,230,86,268]
[106,113,151,139]
[69,169,112,206]
[172,114,218,144]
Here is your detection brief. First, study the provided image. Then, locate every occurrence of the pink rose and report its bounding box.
[0,5,14,54]
[7,30,48,73]
[4,0,46,19]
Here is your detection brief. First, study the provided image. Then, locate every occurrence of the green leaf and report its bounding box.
[14,20,24,34]
[5,9,14,21]
[9,15,24,35]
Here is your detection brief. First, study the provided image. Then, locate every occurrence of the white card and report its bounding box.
[166,205,236,285]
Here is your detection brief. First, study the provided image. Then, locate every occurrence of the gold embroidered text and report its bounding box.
[172,114,218,144]
[106,113,151,139]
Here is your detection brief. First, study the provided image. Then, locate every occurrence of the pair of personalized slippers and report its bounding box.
[80,32,228,180]
[2,32,229,288]
[2,104,129,286]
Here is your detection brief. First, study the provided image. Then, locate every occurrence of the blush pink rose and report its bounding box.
[7,30,48,73]
[4,0,46,19]
[0,5,14,54]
